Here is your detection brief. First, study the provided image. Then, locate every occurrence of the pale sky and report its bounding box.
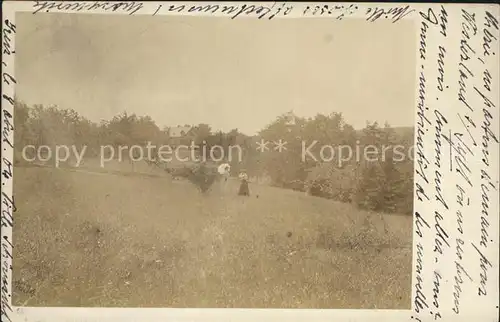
[16,12,415,135]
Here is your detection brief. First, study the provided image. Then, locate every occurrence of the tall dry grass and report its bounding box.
[13,164,412,308]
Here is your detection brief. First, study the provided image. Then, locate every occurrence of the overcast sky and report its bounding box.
[16,13,415,135]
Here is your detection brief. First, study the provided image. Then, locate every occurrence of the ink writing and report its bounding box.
[365,5,415,23]
[33,1,145,15]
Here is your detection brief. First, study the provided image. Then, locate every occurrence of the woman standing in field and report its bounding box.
[217,162,231,194]
[217,162,231,182]
[238,170,250,196]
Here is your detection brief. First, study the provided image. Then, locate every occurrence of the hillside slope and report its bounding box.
[12,166,412,308]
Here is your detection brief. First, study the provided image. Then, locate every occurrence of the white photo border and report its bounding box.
[1,2,499,322]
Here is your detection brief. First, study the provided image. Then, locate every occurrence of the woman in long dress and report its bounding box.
[217,162,231,194]
[238,171,250,196]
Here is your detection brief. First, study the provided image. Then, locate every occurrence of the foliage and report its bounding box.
[13,100,413,214]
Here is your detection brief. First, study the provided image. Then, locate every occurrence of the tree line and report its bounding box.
[13,101,414,215]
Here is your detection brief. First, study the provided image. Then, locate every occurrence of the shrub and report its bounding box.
[305,163,359,203]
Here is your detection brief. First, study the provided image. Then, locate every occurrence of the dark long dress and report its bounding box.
[238,179,250,196]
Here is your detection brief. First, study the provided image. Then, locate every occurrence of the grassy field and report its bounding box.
[12,161,412,309]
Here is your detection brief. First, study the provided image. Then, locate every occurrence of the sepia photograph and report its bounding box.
[12,12,416,309]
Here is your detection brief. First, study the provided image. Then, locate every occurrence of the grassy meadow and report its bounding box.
[12,159,412,309]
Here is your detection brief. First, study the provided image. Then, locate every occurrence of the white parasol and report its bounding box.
[217,163,231,176]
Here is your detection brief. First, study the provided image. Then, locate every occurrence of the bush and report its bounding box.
[305,163,359,203]
[187,163,219,193]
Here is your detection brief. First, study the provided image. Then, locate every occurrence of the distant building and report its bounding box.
[168,125,197,153]
[169,125,192,138]
[167,125,194,147]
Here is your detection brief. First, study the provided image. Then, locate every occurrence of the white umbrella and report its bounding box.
[217,163,231,175]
